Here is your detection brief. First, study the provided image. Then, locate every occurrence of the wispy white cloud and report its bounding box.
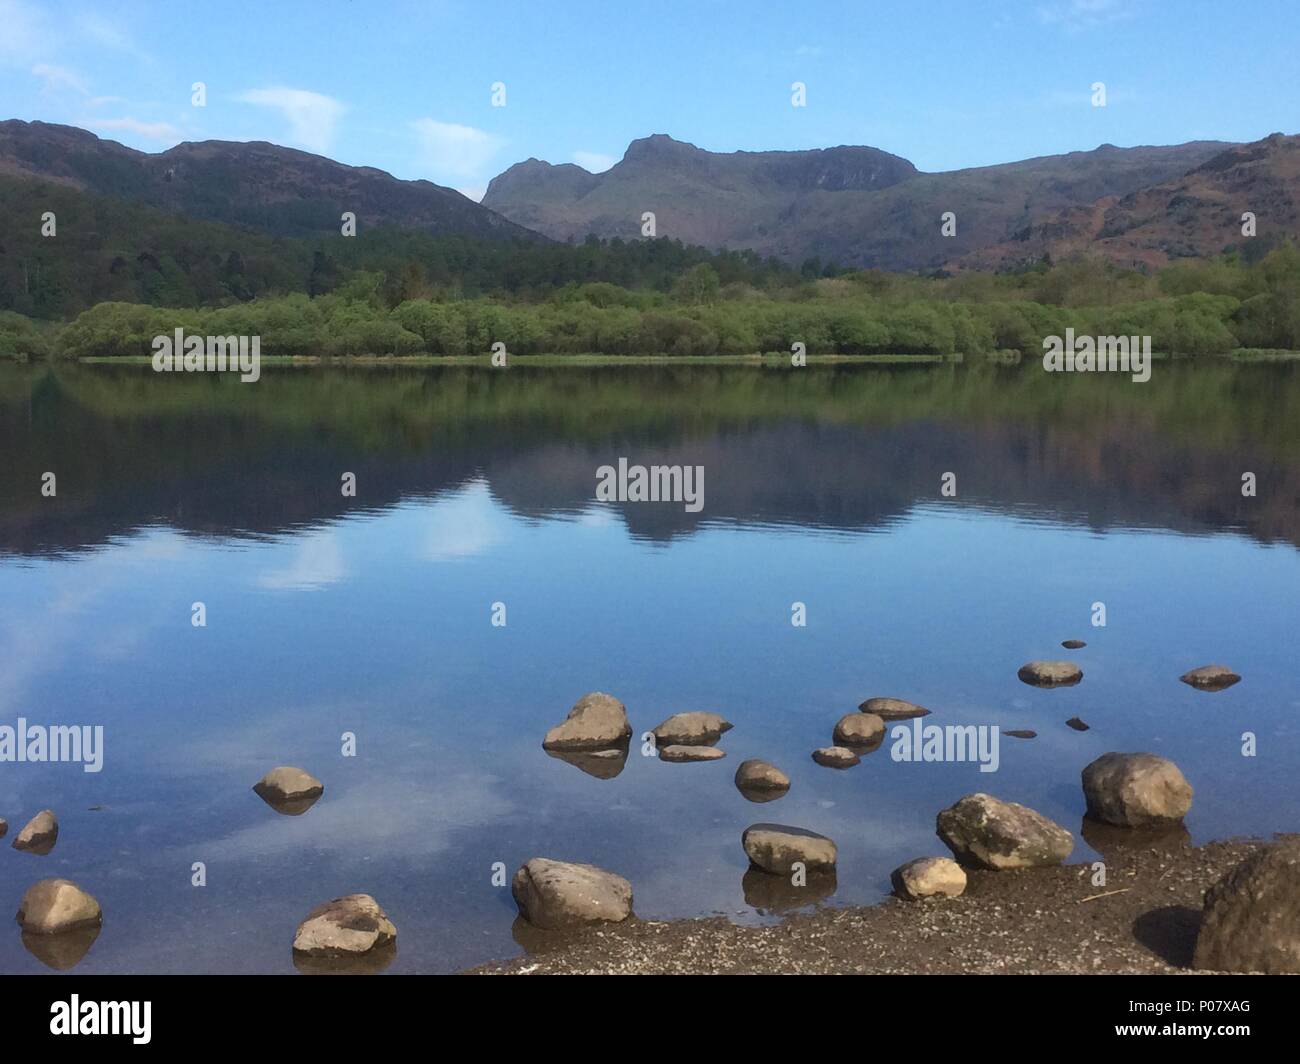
[573,150,616,173]
[92,116,180,141]
[1037,0,1136,31]
[411,117,504,184]
[237,86,345,154]
[31,62,88,95]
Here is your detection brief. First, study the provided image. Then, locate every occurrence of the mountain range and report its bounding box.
[2,119,1298,276]
[483,133,1277,270]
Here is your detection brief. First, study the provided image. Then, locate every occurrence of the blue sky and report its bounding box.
[2,0,1297,200]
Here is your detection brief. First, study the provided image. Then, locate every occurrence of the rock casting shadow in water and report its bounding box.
[742,869,838,914]
[21,925,101,970]
[292,942,397,975]
[255,792,323,816]
[1080,816,1192,857]
[544,740,631,779]
[511,915,606,956]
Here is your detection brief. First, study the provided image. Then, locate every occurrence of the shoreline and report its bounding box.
[2,348,1299,368]
[467,835,1286,975]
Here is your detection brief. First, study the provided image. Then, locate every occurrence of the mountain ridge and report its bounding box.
[0,119,535,242]
[483,133,1240,270]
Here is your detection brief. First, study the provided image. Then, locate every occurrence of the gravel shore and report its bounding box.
[470,836,1287,975]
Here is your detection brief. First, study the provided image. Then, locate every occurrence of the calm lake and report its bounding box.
[1,361,1298,973]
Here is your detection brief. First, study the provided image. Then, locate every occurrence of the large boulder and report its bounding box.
[734,759,790,802]
[651,711,732,746]
[858,697,930,720]
[293,894,396,958]
[1082,752,1193,827]
[512,858,633,929]
[16,879,102,934]
[742,824,837,875]
[937,793,1073,870]
[542,692,631,751]
[1017,661,1083,687]
[12,810,58,854]
[834,712,884,746]
[1194,843,1300,973]
[891,857,967,900]
[1179,665,1241,691]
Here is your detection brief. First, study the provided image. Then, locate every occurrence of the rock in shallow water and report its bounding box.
[734,759,790,801]
[1017,661,1083,687]
[936,793,1073,870]
[1066,717,1090,731]
[858,697,930,720]
[0,816,7,839]
[658,744,725,763]
[833,712,884,746]
[253,767,323,814]
[891,857,967,900]
[651,711,732,746]
[12,810,58,854]
[1082,752,1193,827]
[16,878,102,934]
[1194,842,1300,973]
[1179,664,1241,691]
[1061,639,1087,649]
[542,692,632,751]
[812,746,860,768]
[742,824,837,874]
[512,858,633,929]
[293,894,396,957]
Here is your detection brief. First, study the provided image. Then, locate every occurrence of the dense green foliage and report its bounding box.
[4,166,1300,359]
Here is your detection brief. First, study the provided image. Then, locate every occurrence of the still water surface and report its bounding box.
[0,362,1297,972]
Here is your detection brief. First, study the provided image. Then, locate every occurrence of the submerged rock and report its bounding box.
[1082,752,1193,827]
[542,692,632,751]
[1005,729,1037,739]
[1066,717,1090,731]
[659,744,725,763]
[293,894,396,958]
[12,810,58,854]
[936,793,1073,870]
[858,697,930,720]
[1179,665,1241,691]
[1194,842,1300,973]
[512,858,633,930]
[734,759,790,802]
[16,878,102,934]
[833,712,884,747]
[742,824,837,875]
[812,746,860,769]
[253,767,323,815]
[1061,639,1087,649]
[545,743,629,779]
[651,711,732,746]
[1017,661,1083,687]
[891,857,967,900]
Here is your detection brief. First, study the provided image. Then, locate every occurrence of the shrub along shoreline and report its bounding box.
[4,244,1300,362]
